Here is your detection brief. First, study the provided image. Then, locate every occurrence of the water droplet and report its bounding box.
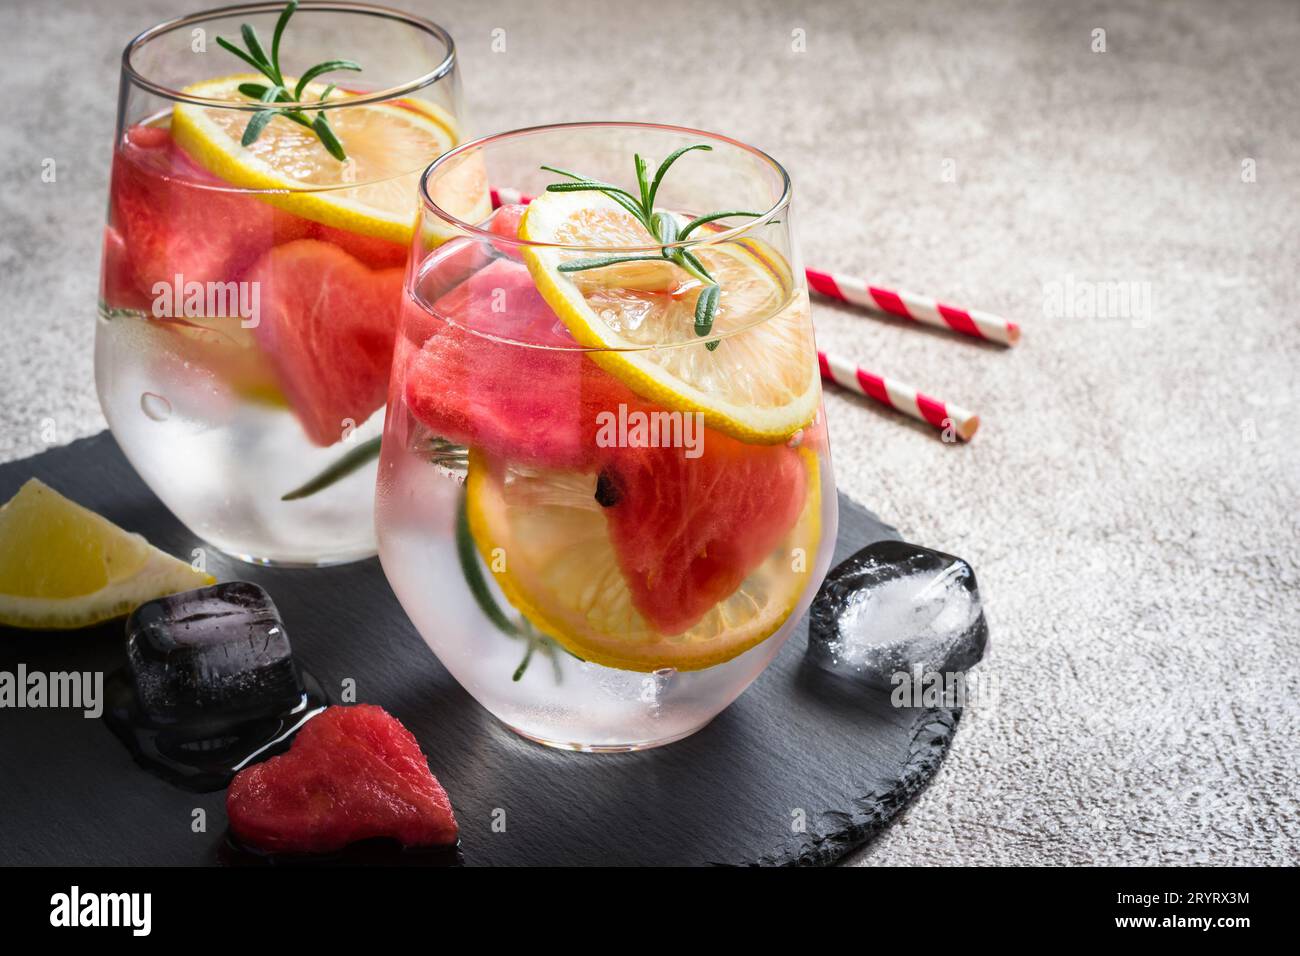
[140,392,172,421]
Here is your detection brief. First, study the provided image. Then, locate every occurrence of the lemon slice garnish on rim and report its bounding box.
[171,75,490,245]
[0,479,215,630]
[464,448,821,673]
[518,189,820,445]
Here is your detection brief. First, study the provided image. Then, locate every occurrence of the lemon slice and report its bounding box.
[171,75,490,244]
[519,189,820,444]
[0,479,215,630]
[465,448,820,672]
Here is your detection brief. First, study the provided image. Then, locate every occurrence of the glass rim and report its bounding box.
[419,121,794,253]
[122,1,456,111]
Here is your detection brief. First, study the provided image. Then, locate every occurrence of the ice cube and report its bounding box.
[807,540,988,688]
[126,582,305,725]
[106,582,326,791]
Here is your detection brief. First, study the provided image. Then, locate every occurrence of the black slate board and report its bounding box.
[0,432,958,866]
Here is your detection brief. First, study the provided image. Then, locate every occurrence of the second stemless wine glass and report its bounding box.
[376,123,839,750]
[96,2,487,565]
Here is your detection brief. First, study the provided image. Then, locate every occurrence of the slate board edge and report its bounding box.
[751,706,960,866]
[746,489,962,867]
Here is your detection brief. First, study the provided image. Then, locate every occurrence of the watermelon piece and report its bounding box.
[390,238,492,358]
[109,125,310,296]
[226,705,458,854]
[99,225,152,312]
[245,240,404,446]
[599,434,808,635]
[123,123,170,151]
[311,222,408,269]
[403,257,640,469]
[485,203,526,260]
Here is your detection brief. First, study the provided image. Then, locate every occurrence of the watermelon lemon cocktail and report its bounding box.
[96,3,486,565]
[376,125,839,750]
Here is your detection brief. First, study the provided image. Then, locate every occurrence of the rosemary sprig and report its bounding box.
[455,490,569,683]
[279,435,470,501]
[541,145,764,343]
[216,0,360,161]
[280,435,381,500]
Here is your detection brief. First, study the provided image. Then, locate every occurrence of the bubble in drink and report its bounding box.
[140,392,172,421]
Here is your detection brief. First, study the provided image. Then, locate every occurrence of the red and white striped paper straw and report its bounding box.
[806,269,1019,347]
[489,188,1017,347]
[818,350,980,442]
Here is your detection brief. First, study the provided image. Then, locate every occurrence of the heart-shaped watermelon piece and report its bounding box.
[246,239,405,446]
[226,704,458,854]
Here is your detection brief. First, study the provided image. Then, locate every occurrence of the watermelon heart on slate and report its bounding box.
[226,704,458,854]
[245,239,405,446]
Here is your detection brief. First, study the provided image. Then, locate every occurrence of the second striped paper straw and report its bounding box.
[807,269,1020,347]
[818,351,980,442]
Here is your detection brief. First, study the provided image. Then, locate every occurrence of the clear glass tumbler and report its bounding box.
[96,2,485,565]
[376,123,838,750]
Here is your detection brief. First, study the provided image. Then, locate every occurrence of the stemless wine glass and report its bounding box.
[376,123,839,750]
[96,2,487,565]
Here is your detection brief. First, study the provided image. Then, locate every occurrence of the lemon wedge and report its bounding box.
[519,189,820,444]
[171,75,489,245]
[465,448,820,672]
[0,479,214,630]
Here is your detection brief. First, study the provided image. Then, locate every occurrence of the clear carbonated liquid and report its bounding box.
[377,444,837,750]
[96,305,382,565]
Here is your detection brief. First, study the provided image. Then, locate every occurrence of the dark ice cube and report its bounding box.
[808,540,988,689]
[126,582,304,725]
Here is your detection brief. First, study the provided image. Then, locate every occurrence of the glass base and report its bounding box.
[213,543,378,569]
[500,717,714,753]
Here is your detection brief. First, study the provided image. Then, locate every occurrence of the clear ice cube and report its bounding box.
[808,540,988,688]
[126,582,304,725]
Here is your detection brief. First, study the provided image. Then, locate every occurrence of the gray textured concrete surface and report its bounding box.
[2,0,1298,865]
